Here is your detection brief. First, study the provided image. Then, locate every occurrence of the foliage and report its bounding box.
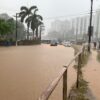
[97,51,100,62]
[19,5,43,39]
[68,45,90,100]
[19,6,37,39]
[17,39,41,45]
[19,6,37,23]
[25,8,43,37]
[0,18,15,35]
[68,78,89,100]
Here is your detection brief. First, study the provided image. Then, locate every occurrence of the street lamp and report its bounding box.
[88,0,93,52]
[14,13,19,46]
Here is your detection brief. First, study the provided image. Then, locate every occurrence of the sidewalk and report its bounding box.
[83,50,100,100]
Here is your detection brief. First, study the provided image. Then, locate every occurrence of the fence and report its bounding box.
[38,45,87,100]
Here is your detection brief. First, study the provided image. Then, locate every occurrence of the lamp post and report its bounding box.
[14,13,19,46]
[88,0,93,52]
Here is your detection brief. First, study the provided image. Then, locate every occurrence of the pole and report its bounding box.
[39,25,42,43]
[15,13,17,46]
[63,66,68,100]
[76,54,81,88]
[88,0,93,52]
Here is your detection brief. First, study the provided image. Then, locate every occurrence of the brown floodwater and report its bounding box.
[0,44,76,100]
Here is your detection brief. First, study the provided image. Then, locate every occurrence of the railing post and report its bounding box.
[76,54,81,89]
[63,66,68,100]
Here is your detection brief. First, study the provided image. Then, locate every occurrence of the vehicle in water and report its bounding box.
[50,39,58,46]
[62,41,71,47]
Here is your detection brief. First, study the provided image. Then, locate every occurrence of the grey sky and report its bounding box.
[0,0,100,32]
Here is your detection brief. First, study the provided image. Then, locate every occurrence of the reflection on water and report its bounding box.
[0,44,76,100]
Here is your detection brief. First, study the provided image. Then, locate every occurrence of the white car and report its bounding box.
[63,42,71,47]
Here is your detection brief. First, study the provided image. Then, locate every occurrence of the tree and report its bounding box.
[25,8,43,39]
[19,5,37,39]
[34,14,43,38]
[0,18,15,39]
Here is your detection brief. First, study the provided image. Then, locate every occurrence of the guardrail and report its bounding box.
[38,45,86,100]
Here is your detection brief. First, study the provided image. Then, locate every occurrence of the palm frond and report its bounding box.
[39,21,43,25]
[20,14,26,22]
[29,6,37,13]
[20,6,28,12]
[34,9,38,15]
[19,11,26,17]
[36,15,43,20]
[25,16,32,23]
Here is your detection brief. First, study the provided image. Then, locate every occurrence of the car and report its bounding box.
[62,41,71,47]
[50,40,58,46]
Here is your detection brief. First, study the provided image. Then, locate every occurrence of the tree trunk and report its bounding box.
[39,26,42,40]
[27,27,29,40]
[33,30,34,40]
[36,27,38,39]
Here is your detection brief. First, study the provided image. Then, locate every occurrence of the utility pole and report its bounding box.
[14,13,19,46]
[88,0,93,52]
[15,13,18,46]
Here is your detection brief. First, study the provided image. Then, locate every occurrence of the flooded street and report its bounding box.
[0,44,76,100]
[83,51,100,100]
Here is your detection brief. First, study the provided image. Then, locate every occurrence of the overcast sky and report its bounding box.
[0,0,100,32]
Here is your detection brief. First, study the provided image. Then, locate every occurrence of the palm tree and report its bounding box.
[35,15,43,38]
[19,5,37,40]
[25,9,43,39]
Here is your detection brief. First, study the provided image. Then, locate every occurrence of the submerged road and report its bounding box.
[0,44,76,100]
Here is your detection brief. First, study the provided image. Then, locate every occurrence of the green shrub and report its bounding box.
[97,51,100,62]
[68,45,90,100]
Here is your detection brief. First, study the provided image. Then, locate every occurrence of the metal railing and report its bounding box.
[38,45,86,100]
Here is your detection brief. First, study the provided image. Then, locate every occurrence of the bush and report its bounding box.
[97,51,100,62]
[17,39,41,45]
[0,39,16,46]
[68,44,90,100]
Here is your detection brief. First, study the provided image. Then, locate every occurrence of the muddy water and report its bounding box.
[0,44,76,100]
[83,51,100,100]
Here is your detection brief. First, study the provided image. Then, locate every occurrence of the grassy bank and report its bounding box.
[68,44,90,100]
[97,51,100,62]
[68,78,89,100]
